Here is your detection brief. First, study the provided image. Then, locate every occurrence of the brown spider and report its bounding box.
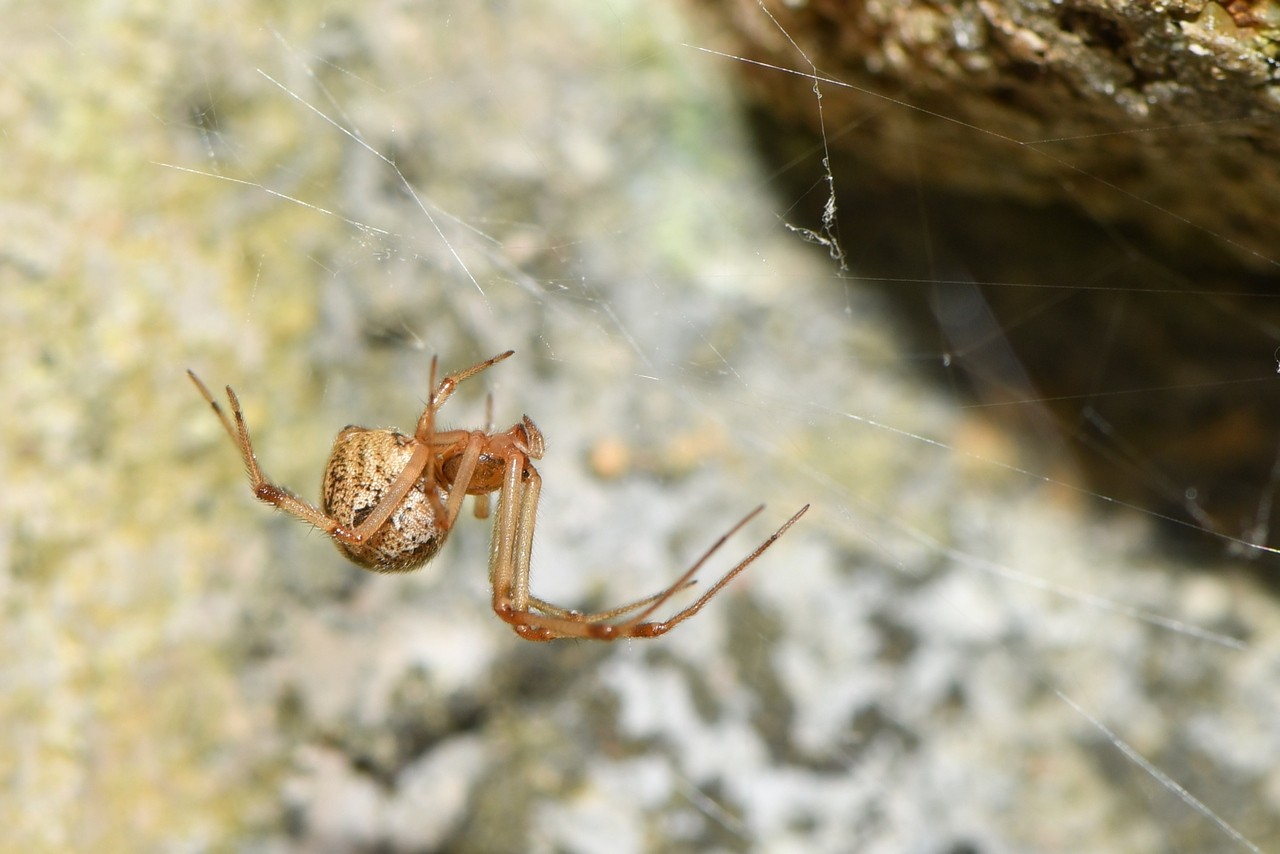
[187,351,807,641]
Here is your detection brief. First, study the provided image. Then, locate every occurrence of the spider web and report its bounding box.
[147,1,1280,851]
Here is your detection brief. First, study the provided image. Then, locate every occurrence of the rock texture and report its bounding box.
[695,0,1280,554]
[7,2,1280,852]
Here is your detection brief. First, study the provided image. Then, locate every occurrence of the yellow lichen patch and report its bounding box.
[0,2,329,848]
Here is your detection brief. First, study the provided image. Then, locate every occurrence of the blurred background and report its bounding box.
[4,1,1280,851]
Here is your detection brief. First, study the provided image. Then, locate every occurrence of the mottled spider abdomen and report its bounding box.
[321,427,446,573]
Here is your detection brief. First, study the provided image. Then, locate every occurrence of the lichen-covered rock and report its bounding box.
[8,2,1280,852]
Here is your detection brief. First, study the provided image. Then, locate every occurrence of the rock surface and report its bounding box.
[695,0,1280,549]
[4,1,1280,852]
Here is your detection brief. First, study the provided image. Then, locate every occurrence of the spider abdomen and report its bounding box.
[321,427,446,573]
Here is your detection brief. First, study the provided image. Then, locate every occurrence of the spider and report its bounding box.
[187,351,808,641]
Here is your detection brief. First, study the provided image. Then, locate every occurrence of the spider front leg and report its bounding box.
[413,351,513,523]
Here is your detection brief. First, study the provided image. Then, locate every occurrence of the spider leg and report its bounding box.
[528,579,697,622]
[438,433,487,529]
[513,463,540,613]
[500,462,697,627]
[494,503,809,641]
[417,350,514,426]
[617,503,810,637]
[488,451,562,639]
[489,454,525,611]
[413,351,512,521]
[472,393,495,520]
[187,370,241,446]
[419,354,446,521]
[188,370,357,540]
[530,505,767,635]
